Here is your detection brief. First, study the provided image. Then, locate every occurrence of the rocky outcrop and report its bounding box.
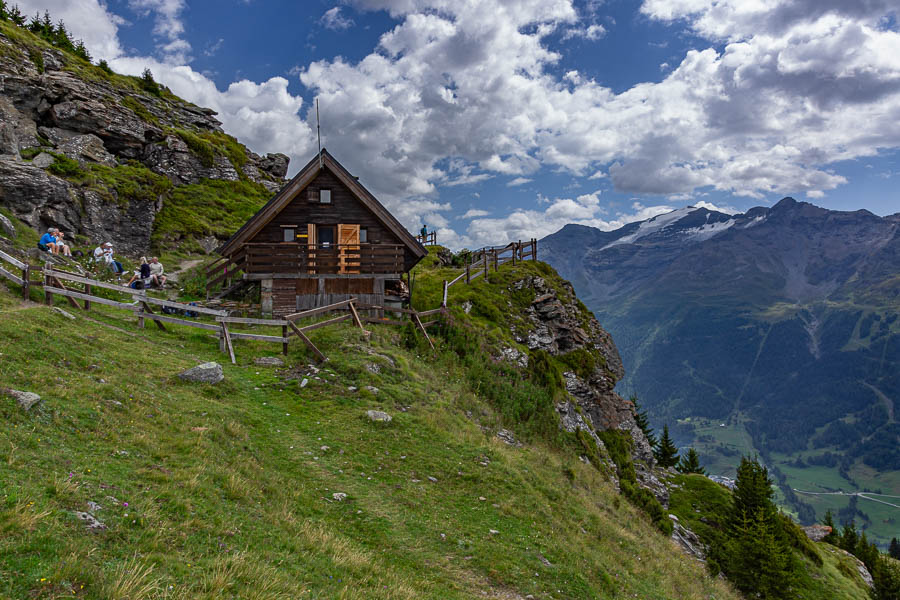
[0,30,289,254]
[513,276,644,431]
[512,274,658,489]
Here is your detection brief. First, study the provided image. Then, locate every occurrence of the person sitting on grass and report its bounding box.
[55,230,72,257]
[38,229,58,254]
[127,257,151,289]
[148,257,167,288]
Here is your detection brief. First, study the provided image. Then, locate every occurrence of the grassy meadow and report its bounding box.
[0,254,740,599]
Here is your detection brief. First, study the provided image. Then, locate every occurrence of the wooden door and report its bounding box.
[338,224,360,274]
[307,224,316,273]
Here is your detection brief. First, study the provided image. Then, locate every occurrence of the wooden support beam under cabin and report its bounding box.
[288,321,326,362]
[221,322,236,364]
[412,311,435,351]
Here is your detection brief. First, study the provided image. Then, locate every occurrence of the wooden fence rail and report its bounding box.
[2,237,536,364]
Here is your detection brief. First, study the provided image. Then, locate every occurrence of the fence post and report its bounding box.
[483,254,488,281]
[282,325,289,356]
[84,283,92,311]
[43,265,52,306]
[532,238,537,260]
[21,266,29,300]
[442,280,448,307]
[466,262,470,284]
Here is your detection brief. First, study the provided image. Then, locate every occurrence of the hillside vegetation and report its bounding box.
[0,250,742,599]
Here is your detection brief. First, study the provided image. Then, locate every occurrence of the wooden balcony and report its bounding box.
[243,243,405,275]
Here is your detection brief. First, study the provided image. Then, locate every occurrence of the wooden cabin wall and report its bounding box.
[249,167,418,268]
[269,278,386,316]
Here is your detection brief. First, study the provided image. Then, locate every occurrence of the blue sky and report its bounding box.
[16,0,900,247]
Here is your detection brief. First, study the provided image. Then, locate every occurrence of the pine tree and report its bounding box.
[74,40,91,61]
[722,455,797,599]
[676,447,706,474]
[726,508,795,599]
[140,67,161,96]
[0,1,8,21]
[8,4,25,25]
[630,395,657,449]
[890,537,900,560]
[729,456,777,526]
[821,510,839,544]
[654,424,679,468]
[839,521,859,554]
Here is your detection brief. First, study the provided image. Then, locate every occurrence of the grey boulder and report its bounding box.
[8,389,41,411]
[0,212,14,237]
[178,362,224,384]
[366,410,392,423]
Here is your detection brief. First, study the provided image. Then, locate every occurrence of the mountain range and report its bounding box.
[540,197,900,543]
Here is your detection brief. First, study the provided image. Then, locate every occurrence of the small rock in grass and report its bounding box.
[332,492,347,501]
[489,529,499,535]
[74,511,106,531]
[427,476,438,483]
[86,501,102,512]
[366,410,392,423]
[300,378,309,388]
[7,389,41,411]
[365,363,381,374]
[52,307,76,320]
[347,386,358,392]
[365,386,379,394]
[178,362,224,384]
[479,497,486,501]
[254,356,284,367]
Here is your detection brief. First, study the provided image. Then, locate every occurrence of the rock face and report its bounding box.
[0,30,289,254]
[0,212,14,237]
[802,524,833,542]
[512,274,664,499]
[513,275,652,458]
[178,362,224,384]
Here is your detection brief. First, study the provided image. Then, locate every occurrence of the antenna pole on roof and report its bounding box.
[316,98,323,168]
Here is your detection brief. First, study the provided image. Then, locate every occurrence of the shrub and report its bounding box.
[140,68,161,96]
[97,59,113,74]
[557,348,597,380]
[47,153,80,177]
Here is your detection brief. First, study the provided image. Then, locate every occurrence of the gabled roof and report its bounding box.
[217,148,427,259]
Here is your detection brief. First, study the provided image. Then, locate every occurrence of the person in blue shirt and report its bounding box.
[38,229,59,253]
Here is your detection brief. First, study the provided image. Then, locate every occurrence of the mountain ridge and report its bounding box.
[540,197,900,545]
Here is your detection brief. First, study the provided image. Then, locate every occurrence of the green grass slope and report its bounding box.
[0,258,739,599]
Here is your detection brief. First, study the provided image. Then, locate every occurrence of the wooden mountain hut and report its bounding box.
[213,149,427,316]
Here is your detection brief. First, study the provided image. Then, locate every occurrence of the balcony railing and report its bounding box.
[243,243,405,275]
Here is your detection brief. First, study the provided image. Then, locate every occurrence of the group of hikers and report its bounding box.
[37,227,166,289]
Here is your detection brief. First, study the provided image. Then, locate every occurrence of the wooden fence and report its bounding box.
[439,239,537,306]
[2,237,538,363]
[415,231,437,246]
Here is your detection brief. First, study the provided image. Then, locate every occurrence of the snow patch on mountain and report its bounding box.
[602,207,734,249]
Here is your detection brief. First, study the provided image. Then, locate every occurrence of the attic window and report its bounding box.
[319,189,332,204]
[282,227,296,242]
[359,227,368,243]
